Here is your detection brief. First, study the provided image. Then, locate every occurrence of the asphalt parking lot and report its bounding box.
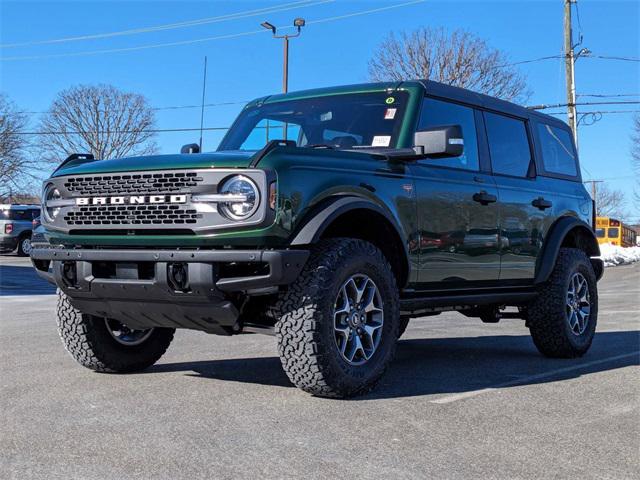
[1,254,638,480]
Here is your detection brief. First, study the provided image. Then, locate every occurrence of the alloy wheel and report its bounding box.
[566,272,591,335]
[104,318,154,346]
[333,274,384,365]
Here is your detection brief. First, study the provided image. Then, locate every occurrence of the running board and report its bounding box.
[400,291,536,315]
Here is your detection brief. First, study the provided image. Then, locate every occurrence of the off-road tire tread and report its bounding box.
[527,248,598,358]
[56,290,174,372]
[274,238,399,398]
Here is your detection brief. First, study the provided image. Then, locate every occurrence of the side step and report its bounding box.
[400,291,536,316]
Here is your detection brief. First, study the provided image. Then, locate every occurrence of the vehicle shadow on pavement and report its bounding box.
[0,265,56,296]
[148,330,639,399]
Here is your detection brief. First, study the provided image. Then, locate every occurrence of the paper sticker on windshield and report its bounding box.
[372,135,391,147]
[320,111,332,122]
[384,108,397,120]
[385,97,395,104]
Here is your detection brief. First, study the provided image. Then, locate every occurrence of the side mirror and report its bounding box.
[414,125,464,157]
[181,143,200,154]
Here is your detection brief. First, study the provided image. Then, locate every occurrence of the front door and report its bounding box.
[412,97,501,286]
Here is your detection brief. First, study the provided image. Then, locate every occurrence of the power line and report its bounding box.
[590,55,639,62]
[1,0,426,61]
[13,127,232,136]
[545,109,640,115]
[529,100,640,110]
[0,0,325,48]
[16,99,250,115]
[577,93,640,98]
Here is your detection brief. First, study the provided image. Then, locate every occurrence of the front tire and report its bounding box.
[56,291,175,372]
[527,248,598,358]
[17,234,32,257]
[274,239,400,398]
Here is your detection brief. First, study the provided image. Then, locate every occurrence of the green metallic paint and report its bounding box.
[46,82,428,256]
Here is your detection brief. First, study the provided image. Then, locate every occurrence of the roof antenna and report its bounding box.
[198,56,208,152]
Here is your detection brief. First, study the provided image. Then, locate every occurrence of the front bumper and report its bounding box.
[31,246,308,334]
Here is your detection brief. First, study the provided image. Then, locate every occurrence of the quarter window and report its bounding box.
[417,98,479,171]
[484,112,532,177]
[537,123,578,177]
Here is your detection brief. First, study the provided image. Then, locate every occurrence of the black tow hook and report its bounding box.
[167,262,190,292]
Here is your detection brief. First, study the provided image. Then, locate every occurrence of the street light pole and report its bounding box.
[261,18,305,93]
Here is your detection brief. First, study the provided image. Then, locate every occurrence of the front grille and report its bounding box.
[64,204,202,226]
[64,172,204,196]
[46,168,269,234]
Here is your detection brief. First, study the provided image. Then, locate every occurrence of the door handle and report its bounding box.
[472,191,497,205]
[531,197,553,210]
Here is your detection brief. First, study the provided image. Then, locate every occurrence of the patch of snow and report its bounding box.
[596,243,640,267]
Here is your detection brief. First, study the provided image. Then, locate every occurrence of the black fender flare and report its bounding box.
[290,195,410,280]
[534,216,603,284]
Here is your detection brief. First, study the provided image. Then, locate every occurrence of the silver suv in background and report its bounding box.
[0,204,41,256]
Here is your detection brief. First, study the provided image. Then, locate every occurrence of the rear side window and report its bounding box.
[417,97,479,171]
[2,209,35,221]
[537,123,577,177]
[484,112,532,177]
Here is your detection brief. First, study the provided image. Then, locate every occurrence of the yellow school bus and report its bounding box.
[595,217,637,247]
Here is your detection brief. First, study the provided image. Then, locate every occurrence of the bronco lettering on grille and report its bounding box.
[75,195,187,206]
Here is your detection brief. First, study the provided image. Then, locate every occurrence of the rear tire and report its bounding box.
[527,248,598,358]
[274,239,400,398]
[56,290,175,372]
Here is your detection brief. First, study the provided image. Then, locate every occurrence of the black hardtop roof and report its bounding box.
[417,79,567,129]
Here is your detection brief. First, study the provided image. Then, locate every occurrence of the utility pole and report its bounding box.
[584,179,604,204]
[564,0,578,147]
[198,56,208,152]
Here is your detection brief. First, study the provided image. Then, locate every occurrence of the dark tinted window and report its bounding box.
[417,98,479,170]
[484,112,532,177]
[608,228,619,238]
[537,123,577,176]
[595,228,605,238]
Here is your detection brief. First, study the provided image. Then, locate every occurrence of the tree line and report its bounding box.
[0,27,637,218]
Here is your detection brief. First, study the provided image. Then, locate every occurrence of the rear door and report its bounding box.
[482,111,550,280]
[411,97,500,286]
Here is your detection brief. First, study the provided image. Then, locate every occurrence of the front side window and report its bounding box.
[417,98,479,171]
[537,123,577,177]
[484,112,532,177]
[219,92,409,151]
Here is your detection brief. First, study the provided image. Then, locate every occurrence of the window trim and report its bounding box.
[414,95,483,173]
[480,109,537,180]
[531,119,581,182]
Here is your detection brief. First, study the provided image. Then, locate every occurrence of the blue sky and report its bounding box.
[1,0,638,216]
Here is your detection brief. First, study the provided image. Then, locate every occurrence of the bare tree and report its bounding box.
[0,93,36,198]
[368,27,530,103]
[595,184,627,219]
[632,114,640,208]
[39,84,157,163]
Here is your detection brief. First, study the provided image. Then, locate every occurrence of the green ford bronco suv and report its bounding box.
[32,80,603,398]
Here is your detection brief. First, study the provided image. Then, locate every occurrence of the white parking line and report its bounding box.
[430,351,640,405]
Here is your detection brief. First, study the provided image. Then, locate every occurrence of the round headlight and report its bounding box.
[44,186,62,221]
[218,175,260,220]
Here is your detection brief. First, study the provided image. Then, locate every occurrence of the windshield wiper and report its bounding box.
[305,143,335,149]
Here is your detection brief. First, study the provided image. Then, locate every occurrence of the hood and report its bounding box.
[52,150,255,177]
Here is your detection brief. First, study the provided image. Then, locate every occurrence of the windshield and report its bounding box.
[218,91,409,151]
